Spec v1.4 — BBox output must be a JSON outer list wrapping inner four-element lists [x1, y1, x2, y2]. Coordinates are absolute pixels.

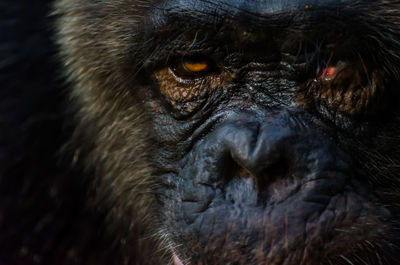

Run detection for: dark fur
[[0, 0, 144, 264], [1, 0, 167, 263], [2, 0, 400, 264]]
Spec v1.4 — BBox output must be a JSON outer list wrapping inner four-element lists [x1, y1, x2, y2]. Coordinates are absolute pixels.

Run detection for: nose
[[217, 113, 296, 190]]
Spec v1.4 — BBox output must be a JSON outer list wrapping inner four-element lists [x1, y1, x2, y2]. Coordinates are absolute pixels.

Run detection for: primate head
[[52, 0, 400, 264]]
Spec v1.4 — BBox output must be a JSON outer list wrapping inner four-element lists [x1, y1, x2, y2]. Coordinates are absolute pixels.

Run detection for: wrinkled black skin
[[2, 0, 400, 264], [143, 1, 400, 264]]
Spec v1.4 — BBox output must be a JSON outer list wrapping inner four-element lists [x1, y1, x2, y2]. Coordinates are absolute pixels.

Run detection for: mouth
[[167, 186, 393, 265], [173, 253, 184, 265]]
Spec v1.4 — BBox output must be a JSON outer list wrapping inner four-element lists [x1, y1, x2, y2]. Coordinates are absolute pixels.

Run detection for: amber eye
[[317, 62, 353, 86], [320, 66, 337, 81], [184, 61, 208, 72], [303, 60, 382, 116], [171, 56, 218, 79]]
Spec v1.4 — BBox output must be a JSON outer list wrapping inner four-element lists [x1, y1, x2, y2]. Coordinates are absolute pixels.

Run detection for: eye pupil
[[184, 62, 208, 72]]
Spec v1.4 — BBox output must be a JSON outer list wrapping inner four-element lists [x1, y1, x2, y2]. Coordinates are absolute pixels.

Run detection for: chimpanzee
[[1, 0, 400, 264]]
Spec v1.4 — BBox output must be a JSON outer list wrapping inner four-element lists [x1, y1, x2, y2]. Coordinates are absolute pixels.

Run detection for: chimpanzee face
[[55, 0, 400, 264], [144, 1, 400, 264]]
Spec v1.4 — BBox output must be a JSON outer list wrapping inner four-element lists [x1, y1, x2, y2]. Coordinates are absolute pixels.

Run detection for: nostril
[[236, 167, 253, 179], [220, 151, 293, 206], [220, 155, 253, 182], [257, 157, 291, 191], [266, 156, 291, 178], [217, 117, 295, 191]]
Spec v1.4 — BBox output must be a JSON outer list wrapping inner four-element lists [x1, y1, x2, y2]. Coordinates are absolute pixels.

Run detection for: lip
[[166, 185, 392, 265], [173, 253, 184, 265]]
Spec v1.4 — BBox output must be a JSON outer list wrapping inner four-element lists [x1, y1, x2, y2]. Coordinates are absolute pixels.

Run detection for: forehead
[[152, 0, 356, 17], [144, 0, 373, 50], [148, 0, 372, 35]]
